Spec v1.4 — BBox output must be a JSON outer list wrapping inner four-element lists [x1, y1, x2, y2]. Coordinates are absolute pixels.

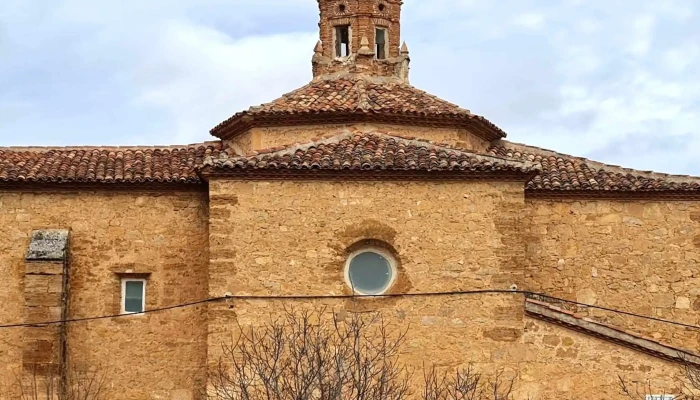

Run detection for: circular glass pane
[[347, 251, 393, 294]]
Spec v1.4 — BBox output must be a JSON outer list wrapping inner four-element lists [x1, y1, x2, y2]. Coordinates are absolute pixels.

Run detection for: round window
[[345, 248, 396, 295]]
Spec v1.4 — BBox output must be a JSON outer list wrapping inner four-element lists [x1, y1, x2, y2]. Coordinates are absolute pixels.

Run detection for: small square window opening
[[121, 278, 146, 314], [335, 25, 351, 58], [375, 27, 387, 60]]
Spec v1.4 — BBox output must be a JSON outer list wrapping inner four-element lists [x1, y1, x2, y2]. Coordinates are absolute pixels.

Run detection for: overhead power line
[[1, 289, 699, 331]]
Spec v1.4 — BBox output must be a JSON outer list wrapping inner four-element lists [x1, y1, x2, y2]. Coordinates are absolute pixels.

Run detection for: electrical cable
[[1, 289, 699, 331]]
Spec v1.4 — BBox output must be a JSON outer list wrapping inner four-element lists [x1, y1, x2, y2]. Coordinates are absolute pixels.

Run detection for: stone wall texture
[[226, 123, 490, 154], [1, 174, 699, 398], [0, 191, 209, 400], [524, 199, 700, 352], [207, 179, 527, 393], [205, 179, 695, 397]]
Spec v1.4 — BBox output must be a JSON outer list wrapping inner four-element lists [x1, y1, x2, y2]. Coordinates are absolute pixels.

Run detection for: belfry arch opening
[[335, 25, 351, 58]]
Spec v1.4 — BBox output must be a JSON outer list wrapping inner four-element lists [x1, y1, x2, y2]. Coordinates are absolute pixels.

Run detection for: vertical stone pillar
[[24, 230, 70, 397]]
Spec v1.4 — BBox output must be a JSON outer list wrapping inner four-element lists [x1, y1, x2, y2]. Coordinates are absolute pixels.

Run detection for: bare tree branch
[[2, 363, 109, 400], [207, 306, 412, 400]]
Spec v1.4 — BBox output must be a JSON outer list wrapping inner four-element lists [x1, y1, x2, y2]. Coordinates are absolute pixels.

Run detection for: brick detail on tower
[[313, 0, 410, 82]]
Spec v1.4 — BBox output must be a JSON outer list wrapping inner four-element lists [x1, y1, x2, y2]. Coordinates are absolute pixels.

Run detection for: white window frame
[[344, 247, 397, 295], [334, 24, 352, 59], [375, 26, 388, 60], [121, 278, 147, 314]]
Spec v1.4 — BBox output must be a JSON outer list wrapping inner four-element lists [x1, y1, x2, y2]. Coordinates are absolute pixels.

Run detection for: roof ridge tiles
[[492, 139, 700, 181], [400, 84, 471, 114], [0, 142, 223, 185], [206, 130, 540, 175], [210, 76, 505, 140], [236, 131, 526, 163], [0, 141, 222, 153], [490, 140, 700, 193]]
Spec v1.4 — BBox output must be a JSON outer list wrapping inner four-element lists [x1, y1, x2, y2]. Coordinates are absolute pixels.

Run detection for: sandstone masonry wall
[[226, 124, 489, 154], [206, 180, 692, 397], [0, 191, 209, 400], [524, 199, 700, 352], [207, 179, 528, 393], [1, 180, 698, 398], [520, 318, 685, 398]]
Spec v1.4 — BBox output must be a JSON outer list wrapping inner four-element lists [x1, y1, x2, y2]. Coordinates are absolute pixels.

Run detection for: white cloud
[[511, 12, 546, 30], [626, 14, 655, 57], [575, 19, 601, 34], [129, 21, 315, 143], [663, 44, 698, 73], [0, 0, 699, 176]]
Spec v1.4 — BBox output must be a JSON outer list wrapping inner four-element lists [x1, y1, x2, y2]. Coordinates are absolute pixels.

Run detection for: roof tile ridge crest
[[356, 77, 371, 111], [495, 139, 700, 182], [248, 82, 316, 112], [400, 84, 471, 114], [373, 132, 539, 171], [241, 130, 356, 158]]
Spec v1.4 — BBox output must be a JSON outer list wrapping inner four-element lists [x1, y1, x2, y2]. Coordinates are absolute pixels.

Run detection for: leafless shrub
[[619, 375, 694, 400], [207, 306, 412, 400], [423, 365, 516, 400], [682, 354, 700, 395], [618, 352, 700, 400], [3, 363, 109, 400]]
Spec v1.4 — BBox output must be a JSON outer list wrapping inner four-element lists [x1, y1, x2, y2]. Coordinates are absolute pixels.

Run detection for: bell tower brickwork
[[313, 0, 410, 81]]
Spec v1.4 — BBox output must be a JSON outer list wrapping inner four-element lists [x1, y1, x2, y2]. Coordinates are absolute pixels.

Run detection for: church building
[[1, 0, 700, 398]]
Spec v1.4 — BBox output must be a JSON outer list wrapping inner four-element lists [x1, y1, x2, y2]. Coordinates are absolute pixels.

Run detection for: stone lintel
[[26, 230, 70, 261], [525, 299, 700, 366]]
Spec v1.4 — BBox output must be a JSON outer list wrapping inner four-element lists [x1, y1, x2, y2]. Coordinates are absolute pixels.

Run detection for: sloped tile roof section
[[489, 140, 700, 199], [525, 298, 700, 367], [0, 143, 222, 187], [202, 132, 538, 181], [210, 76, 507, 141]]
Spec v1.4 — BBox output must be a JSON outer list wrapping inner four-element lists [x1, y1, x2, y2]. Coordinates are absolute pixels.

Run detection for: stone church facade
[[1, 1, 700, 398]]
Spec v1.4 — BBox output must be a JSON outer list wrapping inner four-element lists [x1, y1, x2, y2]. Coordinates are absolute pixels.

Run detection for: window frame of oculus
[[344, 247, 397, 295]]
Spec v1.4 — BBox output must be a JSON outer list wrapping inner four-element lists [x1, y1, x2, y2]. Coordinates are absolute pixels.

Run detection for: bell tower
[[313, 0, 410, 82]]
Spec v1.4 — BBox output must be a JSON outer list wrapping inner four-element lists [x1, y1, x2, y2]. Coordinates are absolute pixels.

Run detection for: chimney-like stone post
[[24, 229, 70, 397]]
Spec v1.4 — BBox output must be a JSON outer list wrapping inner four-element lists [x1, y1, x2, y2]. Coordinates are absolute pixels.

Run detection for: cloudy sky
[[1, 0, 698, 175]]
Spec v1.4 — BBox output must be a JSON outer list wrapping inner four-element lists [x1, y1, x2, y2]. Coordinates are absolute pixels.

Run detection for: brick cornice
[[526, 189, 700, 202], [212, 112, 504, 143], [0, 181, 207, 193]]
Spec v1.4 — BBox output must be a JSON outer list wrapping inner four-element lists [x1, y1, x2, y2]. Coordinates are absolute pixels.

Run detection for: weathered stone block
[[690, 211, 700, 222], [26, 230, 69, 261], [676, 296, 691, 309], [26, 261, 65, 275], [483, 327, 522, 342]]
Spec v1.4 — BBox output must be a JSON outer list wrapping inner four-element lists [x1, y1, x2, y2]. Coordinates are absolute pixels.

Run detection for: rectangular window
[[335, 25, 350, 57], [375, 27, 387, 59], [646, 396, 675, 400], [121, 278, 146, 314]]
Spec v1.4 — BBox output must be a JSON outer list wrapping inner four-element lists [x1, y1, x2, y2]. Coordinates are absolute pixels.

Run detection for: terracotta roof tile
[[488, 141, 700, 193], [210, 76, 506, 140], [206, 132, 536, 175], [0, 143, 222, 185]]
